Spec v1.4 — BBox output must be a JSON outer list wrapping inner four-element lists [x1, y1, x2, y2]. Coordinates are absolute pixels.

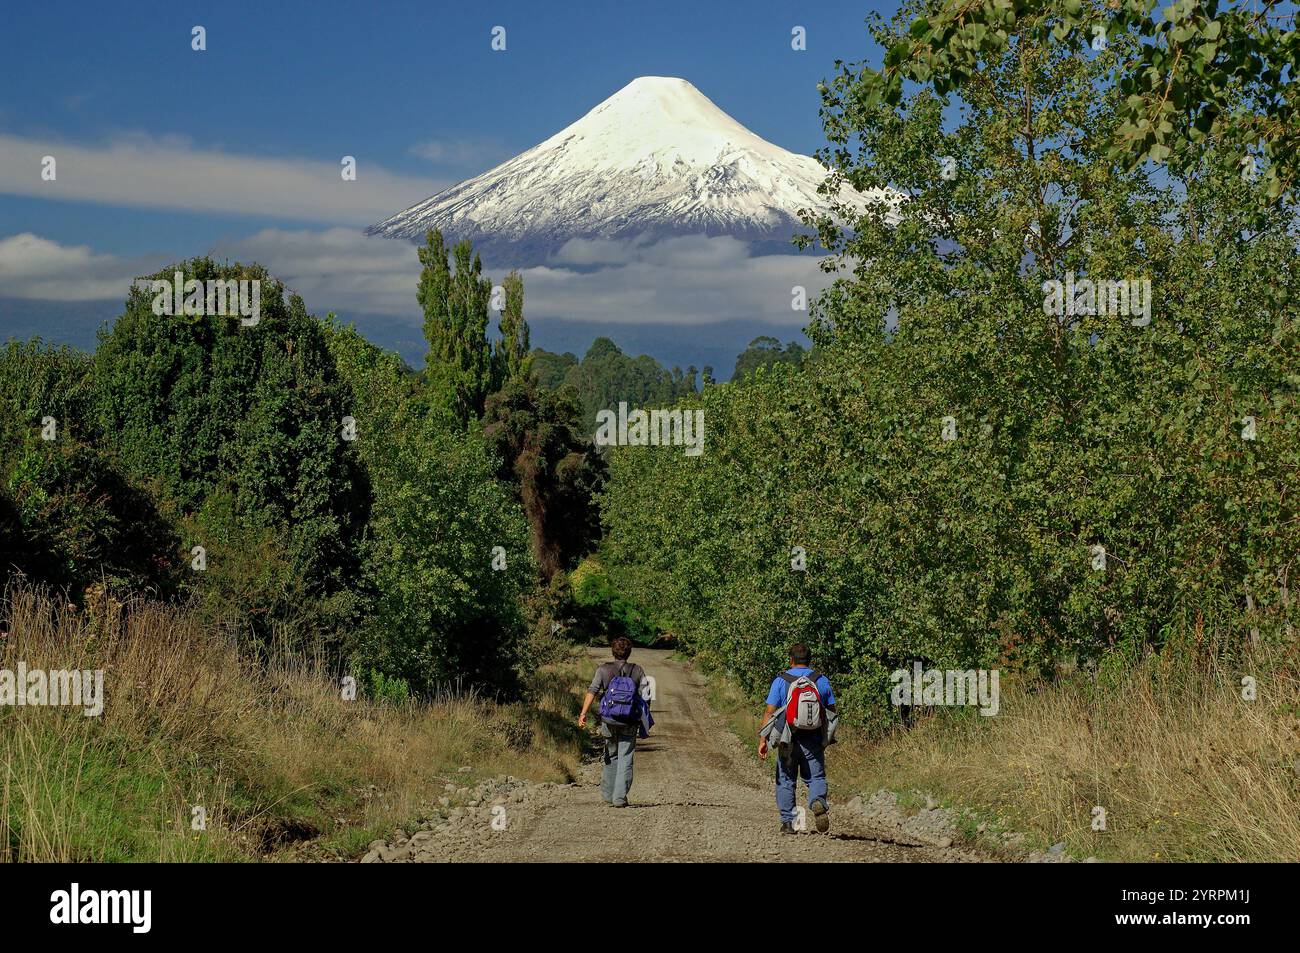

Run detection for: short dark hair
[[611, 636, 633, 660], [789, 643, 811, 665]]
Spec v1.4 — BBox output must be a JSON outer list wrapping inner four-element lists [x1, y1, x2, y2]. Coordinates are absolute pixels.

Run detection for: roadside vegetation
[[707, 645, 1300, 862], [0, 583, 586, 862]]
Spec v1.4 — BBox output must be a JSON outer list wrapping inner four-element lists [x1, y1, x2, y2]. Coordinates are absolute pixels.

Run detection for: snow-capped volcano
[[368, 76, 884, 262]]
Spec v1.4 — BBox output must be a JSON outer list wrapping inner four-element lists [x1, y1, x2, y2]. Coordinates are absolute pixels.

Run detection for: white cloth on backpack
[[759, 708, 796, 765], [759, 701, 839, 766]]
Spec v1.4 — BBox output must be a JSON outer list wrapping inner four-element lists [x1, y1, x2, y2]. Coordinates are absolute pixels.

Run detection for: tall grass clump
[[1, 582, 585, 862]]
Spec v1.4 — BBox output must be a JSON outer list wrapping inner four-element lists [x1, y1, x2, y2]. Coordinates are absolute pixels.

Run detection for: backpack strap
[[780, 670, 821, 684], [780, 670, 824, 713], [602, 661, 626, 691]]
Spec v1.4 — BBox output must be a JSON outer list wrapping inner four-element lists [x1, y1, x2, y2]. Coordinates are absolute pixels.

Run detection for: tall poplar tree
[[417, 229, 493, 426], [493, 269, 532, 389]]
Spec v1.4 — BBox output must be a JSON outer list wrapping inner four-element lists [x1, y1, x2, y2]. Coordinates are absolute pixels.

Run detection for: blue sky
[[0, 0, 895, 371]]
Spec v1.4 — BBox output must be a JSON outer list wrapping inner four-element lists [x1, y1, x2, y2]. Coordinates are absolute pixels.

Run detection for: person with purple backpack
[[578, 636, 653, 807]]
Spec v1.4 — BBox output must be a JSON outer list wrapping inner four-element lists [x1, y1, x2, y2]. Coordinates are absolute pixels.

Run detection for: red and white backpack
[[781, 670, 824, 730]]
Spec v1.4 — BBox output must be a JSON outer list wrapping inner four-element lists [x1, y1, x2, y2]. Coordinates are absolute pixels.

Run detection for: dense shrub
[[568, 556, 658, 644], [0, 340, 177, 595], [325, 320, 533, 696], [91, 259, 369, 648]]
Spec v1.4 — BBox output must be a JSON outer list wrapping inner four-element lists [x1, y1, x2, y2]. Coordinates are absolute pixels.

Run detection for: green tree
[[417, 229, 493, 426], [0, 339, 94, 447], [493, 269, 532, 387], [3, 435, 180, 595], [482, 376, 606, 580], [731, 336, 807, 382], [324, 319, 534, 695], [854, 0, 1300, 203], [558, 337, 698, 429], [92, 258, 368, 649], [0, 340, 179, 597], [530, 348, 579, 390]]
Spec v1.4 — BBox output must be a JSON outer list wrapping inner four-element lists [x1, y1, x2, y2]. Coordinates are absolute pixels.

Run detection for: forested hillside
[[530, 337, 705, 428], [731, 336, 807, 383]]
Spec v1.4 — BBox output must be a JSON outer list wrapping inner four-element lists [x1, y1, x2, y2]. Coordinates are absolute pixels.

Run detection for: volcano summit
[[368, 76, 884, 263]]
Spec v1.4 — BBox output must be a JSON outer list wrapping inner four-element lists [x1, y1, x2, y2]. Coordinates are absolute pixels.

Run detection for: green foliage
[[91, 258, 368, 647], [418, 229, 494, 426], [363, 668, 412, 705], [0, 339, 94, 445], [358, 413, 532, 694], [530, 349, 579, 390], [325, 319, 534, 696], [0, 340, 177, 595], [2, 265, 543, 699], [731, 335, 807, 383], [855, 0, 1300, 204], [569, 555, 658, 644], [600, 9, 1299, 733], [482, 376, 606, 579], [533, 337, 699, 429], [2, 435, 180, 595], [493, 269, 533, 387]]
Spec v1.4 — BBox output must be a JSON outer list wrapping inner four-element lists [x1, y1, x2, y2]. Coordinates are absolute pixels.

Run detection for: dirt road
[[423, 649, 985, 862]]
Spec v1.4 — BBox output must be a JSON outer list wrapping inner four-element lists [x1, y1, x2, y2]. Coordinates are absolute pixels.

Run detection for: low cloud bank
[[1, 229, 838, 333]]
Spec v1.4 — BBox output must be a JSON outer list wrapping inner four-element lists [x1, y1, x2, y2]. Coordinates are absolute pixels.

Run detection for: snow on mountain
[[368, 76, 889, 263]]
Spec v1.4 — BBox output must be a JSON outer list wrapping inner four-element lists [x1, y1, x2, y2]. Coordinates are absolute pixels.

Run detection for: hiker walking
[[758, 643, 838, 834], [578, 636, 653, 807]]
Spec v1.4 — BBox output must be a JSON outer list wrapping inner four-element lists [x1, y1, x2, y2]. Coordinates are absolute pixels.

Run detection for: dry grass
[[702, 642, 1300, 861], [12, 576, 1292, 862], [0, 583, 586, 862], [832, 646, 1300, 862]]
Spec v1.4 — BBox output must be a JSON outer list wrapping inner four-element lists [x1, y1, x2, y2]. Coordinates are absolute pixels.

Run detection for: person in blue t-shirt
[[758, 643, 836, 835]]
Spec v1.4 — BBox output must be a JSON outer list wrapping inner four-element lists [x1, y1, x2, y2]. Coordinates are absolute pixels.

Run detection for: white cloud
[[0, 229, 421, 307], [215, 228, 421, 317], [0, 230, 837, 330], [0, 233, 147, 300], [214, 231, 832, 327], [0, 132, 448, 225], [520, 235, 835, 326]]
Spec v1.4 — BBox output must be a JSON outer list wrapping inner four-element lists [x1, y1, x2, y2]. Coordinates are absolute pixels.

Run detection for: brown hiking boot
[[812, 798, 830, 833]]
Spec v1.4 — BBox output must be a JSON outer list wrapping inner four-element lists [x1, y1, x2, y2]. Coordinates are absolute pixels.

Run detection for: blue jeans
[[775, 731, 827, 824], [600, 723, 637, 804]]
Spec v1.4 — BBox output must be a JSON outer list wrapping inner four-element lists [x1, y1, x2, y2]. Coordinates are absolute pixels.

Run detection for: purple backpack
[[598, 663, 639, 724]]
